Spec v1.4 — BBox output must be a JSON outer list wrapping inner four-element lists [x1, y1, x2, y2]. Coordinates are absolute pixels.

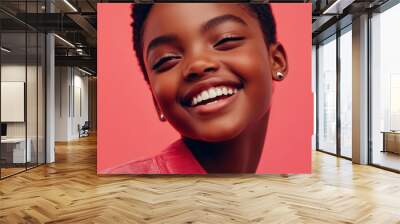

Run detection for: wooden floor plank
[[0, 134, 400, 223]]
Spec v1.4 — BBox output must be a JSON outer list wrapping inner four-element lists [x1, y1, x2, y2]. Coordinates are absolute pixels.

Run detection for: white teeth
[[201, 90, 209, 101], [216, 88, 222, 96], [192, 97, 197, 106], [208, 88, 217, 98], [190, 86, 239, 106], [222, 87, 228, 95]]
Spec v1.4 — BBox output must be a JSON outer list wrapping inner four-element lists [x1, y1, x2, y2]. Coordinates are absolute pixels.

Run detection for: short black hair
[[132, 3, 277, 83]]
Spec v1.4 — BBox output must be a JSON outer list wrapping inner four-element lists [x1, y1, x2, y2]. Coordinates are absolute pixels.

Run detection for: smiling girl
[[108, 3, 288, 174]]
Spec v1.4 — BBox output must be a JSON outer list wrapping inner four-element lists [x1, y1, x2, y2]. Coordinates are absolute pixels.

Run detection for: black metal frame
[[336, 22, 341, 158]]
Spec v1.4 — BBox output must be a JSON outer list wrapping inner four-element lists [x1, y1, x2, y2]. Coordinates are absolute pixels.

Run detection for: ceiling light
[[322, 0, 355, 15], [54, 34, 75, 48], [63, 0, 78, 12], [78, 67, 93, 76], [1, 47, 11, 53]]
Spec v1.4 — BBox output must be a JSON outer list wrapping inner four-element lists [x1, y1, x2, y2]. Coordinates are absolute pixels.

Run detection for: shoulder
[[104, 139, 206, 174]]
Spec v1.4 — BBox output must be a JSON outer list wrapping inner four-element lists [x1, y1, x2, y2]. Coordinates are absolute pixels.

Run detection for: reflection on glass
[[340, 28, 352, 158], [0, 1, 47, 179], [371, 3, 400, 171], [1, 32, 27, 177], [318, 36, 337, 154]]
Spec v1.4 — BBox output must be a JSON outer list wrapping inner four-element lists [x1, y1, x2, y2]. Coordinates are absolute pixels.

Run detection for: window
[[371, 2, 400, 171], [339, 27, 352, 158], [317, 35, 337, 154]]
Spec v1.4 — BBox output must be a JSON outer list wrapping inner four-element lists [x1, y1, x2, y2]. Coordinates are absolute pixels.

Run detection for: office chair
[[79, 121, 90, 138]]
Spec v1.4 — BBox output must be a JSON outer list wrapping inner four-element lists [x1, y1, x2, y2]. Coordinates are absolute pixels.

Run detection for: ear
[[149, 88, 166, 122], [269, 42, 288, 81]]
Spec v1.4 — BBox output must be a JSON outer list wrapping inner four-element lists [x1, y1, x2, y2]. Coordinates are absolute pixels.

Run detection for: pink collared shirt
[[105, 139, 207, 174]]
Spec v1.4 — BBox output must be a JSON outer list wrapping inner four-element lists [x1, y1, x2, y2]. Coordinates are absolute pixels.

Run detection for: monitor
[[1, 123, 7, 137]]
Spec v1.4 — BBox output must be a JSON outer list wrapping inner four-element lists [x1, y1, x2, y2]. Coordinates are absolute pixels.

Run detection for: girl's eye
[[152, 55, 181, 72], [213, 36, 244, 50]]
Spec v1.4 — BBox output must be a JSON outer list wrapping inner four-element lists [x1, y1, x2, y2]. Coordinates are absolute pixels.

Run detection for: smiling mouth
[[188, 86, 239, 107], [180, 78, 244, 114]]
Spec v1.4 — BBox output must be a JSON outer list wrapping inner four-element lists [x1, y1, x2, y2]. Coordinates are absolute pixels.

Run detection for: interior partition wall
[[316, 24, 353, 159], [0, 0, 46, 179]]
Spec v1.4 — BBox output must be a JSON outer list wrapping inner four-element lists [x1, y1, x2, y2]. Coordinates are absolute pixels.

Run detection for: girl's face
[[142, 3, 286, 142]]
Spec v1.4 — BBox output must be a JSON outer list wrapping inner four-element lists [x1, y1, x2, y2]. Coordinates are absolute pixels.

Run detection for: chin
[[195, 122, 245, 142]]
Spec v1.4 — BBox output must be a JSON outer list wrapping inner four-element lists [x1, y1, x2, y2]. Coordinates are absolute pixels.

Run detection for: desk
[[1, 138, 31, 163], [382, 131, 400, 154]]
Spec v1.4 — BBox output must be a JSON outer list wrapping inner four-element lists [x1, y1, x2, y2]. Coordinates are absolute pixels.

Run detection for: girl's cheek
[[223, 43, 269, 74], [152, 77, 180, 108]]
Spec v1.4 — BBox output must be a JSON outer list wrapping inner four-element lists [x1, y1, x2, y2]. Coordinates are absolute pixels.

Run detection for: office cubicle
[[0, 0, 46, 179]]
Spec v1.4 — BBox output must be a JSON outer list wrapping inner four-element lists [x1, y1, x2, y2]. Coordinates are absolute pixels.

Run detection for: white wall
[[1, 63, 46, 164], [55, 66, 70, 141], [55, 67, 89, 141], [72, 73, 89, 138], [1, 64, 40, 137]]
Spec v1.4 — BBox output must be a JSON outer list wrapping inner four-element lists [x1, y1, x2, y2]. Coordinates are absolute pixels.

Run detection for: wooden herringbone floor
[[1, 134, 400, 224]]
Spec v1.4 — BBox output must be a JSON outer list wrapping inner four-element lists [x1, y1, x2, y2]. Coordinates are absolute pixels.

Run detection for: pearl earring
[[160, 114, 166, 121], [276, 71, 284, 80]]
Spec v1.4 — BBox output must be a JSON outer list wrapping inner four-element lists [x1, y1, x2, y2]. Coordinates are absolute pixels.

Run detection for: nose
[[183, 55, 220, 81]]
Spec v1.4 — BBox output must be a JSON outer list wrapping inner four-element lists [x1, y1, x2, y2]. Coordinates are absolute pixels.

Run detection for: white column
[[46, 33, 55, 163], [46, 0, 55, 163]]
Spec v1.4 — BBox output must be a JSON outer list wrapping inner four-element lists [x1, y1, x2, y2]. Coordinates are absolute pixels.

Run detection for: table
[[381, 131, 400, 154], [1, 138, 31, 163]]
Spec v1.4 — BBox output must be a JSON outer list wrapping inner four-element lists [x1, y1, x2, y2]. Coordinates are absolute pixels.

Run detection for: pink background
[[97, 3, 313, 174]]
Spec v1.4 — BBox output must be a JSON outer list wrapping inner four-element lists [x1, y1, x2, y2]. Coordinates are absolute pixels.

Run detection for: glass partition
[[0, 0, 46, 179], [317, 35, 337, 154], [1, 30, 28, 177]]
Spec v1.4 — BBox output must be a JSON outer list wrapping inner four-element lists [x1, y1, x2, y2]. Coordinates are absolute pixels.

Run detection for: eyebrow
[[201, 14, 248, 33], [145, 14, 248, 58], [146, 35, 179, 60]]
